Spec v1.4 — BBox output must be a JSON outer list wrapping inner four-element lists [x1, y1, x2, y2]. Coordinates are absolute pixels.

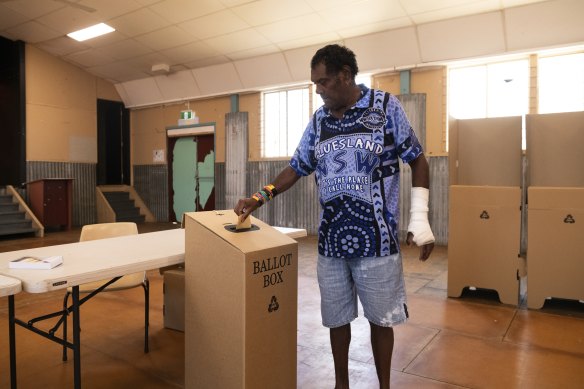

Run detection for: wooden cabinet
[[27, 178, 73, 230]]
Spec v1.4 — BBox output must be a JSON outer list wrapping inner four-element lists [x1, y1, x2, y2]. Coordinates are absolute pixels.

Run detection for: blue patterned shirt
[[290, 85, 423, 258]]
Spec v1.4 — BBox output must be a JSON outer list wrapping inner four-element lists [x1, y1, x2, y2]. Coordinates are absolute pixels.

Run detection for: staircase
[[102, 191, 145, 223], [0, 187, 37, 237]]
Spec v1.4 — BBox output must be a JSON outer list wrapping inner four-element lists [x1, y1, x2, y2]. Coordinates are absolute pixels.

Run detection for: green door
[[169, 134, 215, 222]]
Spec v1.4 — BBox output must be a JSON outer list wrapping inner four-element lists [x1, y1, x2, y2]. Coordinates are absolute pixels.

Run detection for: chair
[[61, 222, 149, 360]]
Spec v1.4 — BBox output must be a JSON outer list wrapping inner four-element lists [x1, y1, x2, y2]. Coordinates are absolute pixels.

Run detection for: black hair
[[311, 44, 359, 79]]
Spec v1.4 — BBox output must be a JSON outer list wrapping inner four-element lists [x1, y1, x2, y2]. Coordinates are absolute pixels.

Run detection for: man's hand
[[406, 232, 434, 261], [407, 187, 435, 261], [234, 197, 260, 222]]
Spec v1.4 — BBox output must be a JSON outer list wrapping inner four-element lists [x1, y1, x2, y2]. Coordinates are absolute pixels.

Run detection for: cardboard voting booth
[[184, 211, 298, 389], [447, 117, 523, 305], [527, 188, 584, 309], [448, 186, 522, 305], [526, 111, 584, 308]]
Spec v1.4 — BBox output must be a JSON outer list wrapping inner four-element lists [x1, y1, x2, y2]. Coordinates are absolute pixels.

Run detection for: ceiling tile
[[120, 52, 172, 73], [256, 14, 334, 44], [118, 77, 164, 105], [154, 70, 201, 101], [319, 0, 407, 28], [160, 41, 221, 64], [0, 6, 30, 30], [191, 62, 244, 95], [148, 0, 225, 24], [183, 55, 231, 69], [65, 49, 116, 67], [284, 44, 326, 81], [410, 0, 501, 24], [235, 52, 292, 88], [347, 27, 421, 71], [89, 61, 150, 82], [418, 11, 506, 62], [94, 39, 153, 60], [1, 0, 63, 19], [6, 21, 62, 43], [134, 26, 196, 51], [82, 0, 143, 20], [35, 36, 91, 57], [501, 0, 548, 6], [231, 0, 313, 27], [179, 9, 249, 40], [134, 0, 162, 5], [203, 28, 271, 54], [337, 17, 412, 39], [35, 5, 101, 35], [276, 32, 341, 51], [400, 0, 483, 15], [304, 0, 363, 12], [109, 8, 171, 37], [226, 44, 281, 61], [219, 0, 259, 6], [505, 0, 584, 51]]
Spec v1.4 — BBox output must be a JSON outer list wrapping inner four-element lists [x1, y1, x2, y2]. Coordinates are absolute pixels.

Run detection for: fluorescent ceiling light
[[67, 23, 115, 42]]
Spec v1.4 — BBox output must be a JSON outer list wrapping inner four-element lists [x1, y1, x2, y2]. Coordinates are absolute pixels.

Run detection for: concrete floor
[[0, 223, 583, 388]]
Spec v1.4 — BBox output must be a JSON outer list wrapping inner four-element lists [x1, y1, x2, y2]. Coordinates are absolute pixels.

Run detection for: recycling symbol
[[268, 296, 279, 312]]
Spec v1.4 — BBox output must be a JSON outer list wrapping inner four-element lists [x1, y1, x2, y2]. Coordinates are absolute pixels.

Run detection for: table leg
[[8, 295, 17, 389], [72, 286, 81, 389]]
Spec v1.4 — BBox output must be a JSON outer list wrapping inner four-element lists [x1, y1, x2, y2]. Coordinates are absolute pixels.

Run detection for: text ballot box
[[184, 211, 298, 389]]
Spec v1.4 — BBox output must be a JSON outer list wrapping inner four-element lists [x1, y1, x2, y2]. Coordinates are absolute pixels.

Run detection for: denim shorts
[[317, 253, 408, 328]]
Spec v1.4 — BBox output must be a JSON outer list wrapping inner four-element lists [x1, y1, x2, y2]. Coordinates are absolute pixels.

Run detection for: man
[[235, 44, 435, 389]]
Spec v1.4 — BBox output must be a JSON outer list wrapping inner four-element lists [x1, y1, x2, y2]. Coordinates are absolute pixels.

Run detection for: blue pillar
[[230, 94, 239, 113], [400, 70, 411, 95]]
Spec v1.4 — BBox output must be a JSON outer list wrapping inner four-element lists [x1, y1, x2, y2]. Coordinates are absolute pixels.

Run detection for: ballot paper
[[236, 214, 252, 230], [9, 255, 63, 270]]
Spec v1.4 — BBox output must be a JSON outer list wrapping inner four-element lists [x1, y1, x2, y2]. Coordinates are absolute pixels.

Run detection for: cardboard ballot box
[[527, 187, 584, 309], [184, 211, 298, 389], [163, 268, 185, 332], [448, 186, 522, 305]]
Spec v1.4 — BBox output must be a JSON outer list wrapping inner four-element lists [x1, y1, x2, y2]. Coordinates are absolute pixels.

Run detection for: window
[[448, 59, 529, 119], [538, 53, 584, 114], [262, 87, 310, 158]]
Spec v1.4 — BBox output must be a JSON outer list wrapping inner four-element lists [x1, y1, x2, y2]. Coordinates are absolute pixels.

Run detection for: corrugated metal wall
[[246, 161, 321, 234], [225, 112, 248, 208], [133, 164, 169, 222], [429, 157, 449, 245], [26, 161, 96, 226], [397, 94, 426, 150], [23, 158, 448, 242], [214, 162, 226, 211]]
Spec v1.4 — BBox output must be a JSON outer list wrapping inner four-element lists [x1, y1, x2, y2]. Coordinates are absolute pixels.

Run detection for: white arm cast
[[407, 187, 435, 246]]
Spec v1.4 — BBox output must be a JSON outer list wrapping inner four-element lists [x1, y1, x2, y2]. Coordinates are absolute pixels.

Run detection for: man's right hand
[[234, 197, 260, 222]]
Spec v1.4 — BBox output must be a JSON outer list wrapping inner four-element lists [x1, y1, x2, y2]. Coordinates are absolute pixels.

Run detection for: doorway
[[0, 37, 25, 186], [167, 133, 215, 222], [97, 99, 130, 185]]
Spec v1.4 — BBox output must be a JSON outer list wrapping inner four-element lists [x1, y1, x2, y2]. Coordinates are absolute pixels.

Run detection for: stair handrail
[[96, 187, 117, 223], [6, 185, 44, 237]]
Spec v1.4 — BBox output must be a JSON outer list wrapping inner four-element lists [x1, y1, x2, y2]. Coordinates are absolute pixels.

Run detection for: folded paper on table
[[9, 255, 63, 270]]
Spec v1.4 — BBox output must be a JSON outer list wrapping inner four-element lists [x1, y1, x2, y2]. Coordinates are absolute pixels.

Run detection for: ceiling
[[0, 0, 552, 85]]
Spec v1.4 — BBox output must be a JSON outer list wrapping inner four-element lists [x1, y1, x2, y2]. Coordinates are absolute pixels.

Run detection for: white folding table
[[0, 229, 185, 389], [0, 275, 21, 297], [0, 226, 306, 388]]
